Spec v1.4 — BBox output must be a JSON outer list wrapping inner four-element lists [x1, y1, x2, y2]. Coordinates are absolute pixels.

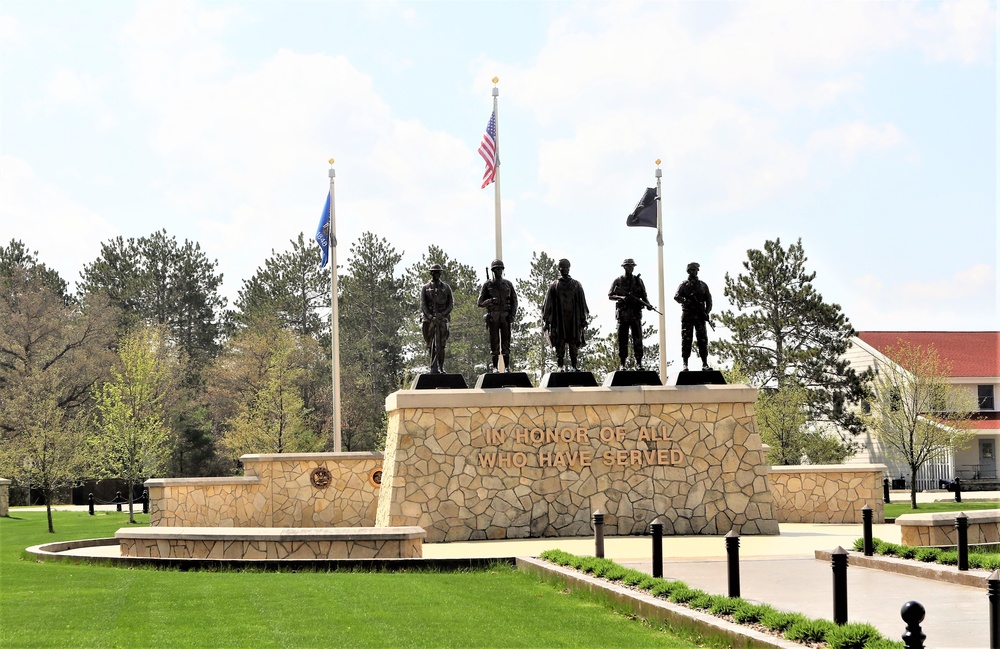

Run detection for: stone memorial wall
[[147, 453, 382, 527], [0, 478, 9, 517], [767, 464, 887, 524], [376, 385, 779, 542]]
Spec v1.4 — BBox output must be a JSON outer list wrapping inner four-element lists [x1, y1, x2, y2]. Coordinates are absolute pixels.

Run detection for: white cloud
[[807, 122, 906, 161], [0, 156, 118, 286], [45, 69, 114, 129], [0, 13, 21, 43]]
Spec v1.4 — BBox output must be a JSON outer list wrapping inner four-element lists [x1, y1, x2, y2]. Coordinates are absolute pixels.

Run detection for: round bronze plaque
[[369, 466, 383, 488], [310, 466, 332, 489]]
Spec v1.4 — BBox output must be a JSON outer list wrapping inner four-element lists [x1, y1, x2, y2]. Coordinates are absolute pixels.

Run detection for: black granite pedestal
[[674, 370, 727, 386], [411, 373, 468, 389], [540, 371, 599, 388], [603, 370, 662, 387], [474, 372, 534, 389]]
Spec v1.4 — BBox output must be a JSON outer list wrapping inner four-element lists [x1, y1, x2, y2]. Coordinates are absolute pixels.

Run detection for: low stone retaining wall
[[116, 526, 424, 560], [146, 452, 382, 528], [768, 464, 886, 524], [0, 478, 9, 517], [897, 509, 1000, 546]]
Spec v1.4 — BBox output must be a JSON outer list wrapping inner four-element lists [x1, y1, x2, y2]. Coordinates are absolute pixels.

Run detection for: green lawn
[[885, 500, 999, 519], [0, 511, 704, 649]]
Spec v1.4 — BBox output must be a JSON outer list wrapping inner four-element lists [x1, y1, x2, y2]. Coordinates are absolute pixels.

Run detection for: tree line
[[1, 231, 971, 528]]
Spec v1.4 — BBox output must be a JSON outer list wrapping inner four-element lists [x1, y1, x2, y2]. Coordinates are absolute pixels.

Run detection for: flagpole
[[492, 77, 502, 261], [655, 160, 667, 382], [328, 159, 342, 453]]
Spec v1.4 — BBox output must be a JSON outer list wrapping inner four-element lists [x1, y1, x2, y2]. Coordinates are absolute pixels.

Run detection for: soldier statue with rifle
[[673, 261, 713, 371], [420, 263, 453, 374], [608, 258, 653, 370], [477, 259, 518, 373]]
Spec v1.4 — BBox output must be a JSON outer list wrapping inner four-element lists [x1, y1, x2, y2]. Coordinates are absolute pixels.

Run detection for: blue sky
[[1, 1, 996, 377]]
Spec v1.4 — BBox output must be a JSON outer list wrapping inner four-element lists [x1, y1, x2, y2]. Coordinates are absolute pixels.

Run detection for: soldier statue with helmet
[[477, 259, 518, 372], [608, 258, 653, 370], [420, 263, 454, 374]]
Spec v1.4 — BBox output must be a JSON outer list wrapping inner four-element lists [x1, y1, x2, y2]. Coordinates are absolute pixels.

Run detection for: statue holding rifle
[[674, 261, 713, 371], [478, 259, 518, 373], [608, 258, 653, 370], [421, 263, 453, 374]]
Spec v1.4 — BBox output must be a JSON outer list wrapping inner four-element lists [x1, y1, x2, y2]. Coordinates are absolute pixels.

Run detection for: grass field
[[0, 510, 707, 649], [885, 500, 999, 519]]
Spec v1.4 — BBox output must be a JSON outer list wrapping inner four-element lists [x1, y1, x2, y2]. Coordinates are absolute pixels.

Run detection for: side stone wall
[[147, 453, 382, 527], [768, 464, 887, 524], [377, 385, 779, 542], [0, 478, 9, 517], [898, 510, 1000, 546]]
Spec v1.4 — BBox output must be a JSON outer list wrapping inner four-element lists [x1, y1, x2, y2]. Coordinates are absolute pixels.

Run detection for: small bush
[[897, 546, 918, 559], [914, 548, 940, 563], [874, 540, 900, 556], [862, 638, 905, 649], [635, 576, 659, 591], [603, 565, 628, 581], [620, 569, 647, 586], [853, 538, 866, 552], [649, 580, 685, 598], [688, 593, 714, 610], [667, 587, 700, 604], [825, 622, 882, 649], [785, 618, 836, 644], [760, 610, 806, 632], [732, 602, 771, 624], [708, 596, 740, 616], [937, 550, 958, 566]]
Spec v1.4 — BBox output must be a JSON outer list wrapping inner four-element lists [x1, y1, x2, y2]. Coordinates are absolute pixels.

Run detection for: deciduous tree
[[863, 340, 977, 509]]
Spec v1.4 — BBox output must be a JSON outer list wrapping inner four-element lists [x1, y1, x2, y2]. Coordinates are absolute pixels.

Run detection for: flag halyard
[[478, 110, 497, 189]]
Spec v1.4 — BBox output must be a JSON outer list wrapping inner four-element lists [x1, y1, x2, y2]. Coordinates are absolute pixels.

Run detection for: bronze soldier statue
[[478, 259, 518, 373], [608, 258, 652, 370], [674, 261, 712, 371], [420, 263, 453, 374], [542, 258, 589, 371]]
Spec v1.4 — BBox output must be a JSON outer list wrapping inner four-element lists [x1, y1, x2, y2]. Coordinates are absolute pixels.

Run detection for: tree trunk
[[909, 465, 918, 509], [127, 479, 136, 524], [45, 489, 54, 533]]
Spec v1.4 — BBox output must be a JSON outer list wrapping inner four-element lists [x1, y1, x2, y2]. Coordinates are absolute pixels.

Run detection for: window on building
[[978, 385, 995, 410]]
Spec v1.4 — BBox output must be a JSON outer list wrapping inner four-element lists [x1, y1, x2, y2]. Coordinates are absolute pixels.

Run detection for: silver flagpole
[[328, 159, 342, 453], [492, 76, 502, 261], [655, 160, 667, 382]]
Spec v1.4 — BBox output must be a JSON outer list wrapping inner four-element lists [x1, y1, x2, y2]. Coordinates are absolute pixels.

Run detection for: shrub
[[785, 618, 836, 644], [760, 610, 806, 632], [635, 576, 659, 591], [825, 622, 882, 649], [853, 538, 866, 552], [897, 546, 918, 559], [667, 587, 700, 604], [862, 638, 905, 649], [874, 540, 900, 556], [620, 569, 647, 586], [708, 596, 740, 616], [914, 548, 940, 563], [732, 602, 771, 624], [937, 550, 958, 566], [688, 593, 714, 610], [603, 565, 628, 581]]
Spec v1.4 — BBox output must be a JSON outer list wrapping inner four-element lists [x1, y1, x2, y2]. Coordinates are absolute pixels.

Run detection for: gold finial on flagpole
[[655, 158, 661, 166], [329, 158, 335, 166], [492, 76, 499, 84]]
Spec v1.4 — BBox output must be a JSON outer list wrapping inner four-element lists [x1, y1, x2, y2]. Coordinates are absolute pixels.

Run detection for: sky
[[1, 0, 996, 381]]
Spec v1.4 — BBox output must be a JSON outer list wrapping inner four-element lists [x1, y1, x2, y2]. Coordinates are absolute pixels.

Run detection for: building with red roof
[[845, 332, 999, 489]]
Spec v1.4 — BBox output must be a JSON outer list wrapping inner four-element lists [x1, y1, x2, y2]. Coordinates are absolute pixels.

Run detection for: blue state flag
[[316, 192, 331, 268]]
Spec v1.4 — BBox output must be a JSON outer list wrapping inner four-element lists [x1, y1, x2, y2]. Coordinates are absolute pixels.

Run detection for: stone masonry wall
[[0, 479, 9, 517], [147, 453, 382, 527], [376, 386, 779, 542], [898, 510, 1000, 546], [767, 465, 887, 524]]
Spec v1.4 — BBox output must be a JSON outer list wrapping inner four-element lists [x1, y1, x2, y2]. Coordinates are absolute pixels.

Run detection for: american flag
[[478, 110, 497, 188]]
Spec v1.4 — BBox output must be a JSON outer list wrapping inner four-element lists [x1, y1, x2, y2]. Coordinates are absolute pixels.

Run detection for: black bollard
[[592, 510, 605, 558], [142, 489, 149, 515], [954, 477, 962, 503], [115, 491, 122, 512], [901, 600, 925, 649], [88, 493, 94, 516], [989, 569, 1000, 649], [956, 513, 969, 571], [832, 546, 849, 625], [883, 477, 891, 504], [650, 516, 664, 579], [862, 505, 874, 556], [725, 530, 741, 598]]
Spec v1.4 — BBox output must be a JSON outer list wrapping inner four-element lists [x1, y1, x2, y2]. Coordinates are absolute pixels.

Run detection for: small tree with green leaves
[[91, 325, 176, 522], [863, 340, 978, 509]]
